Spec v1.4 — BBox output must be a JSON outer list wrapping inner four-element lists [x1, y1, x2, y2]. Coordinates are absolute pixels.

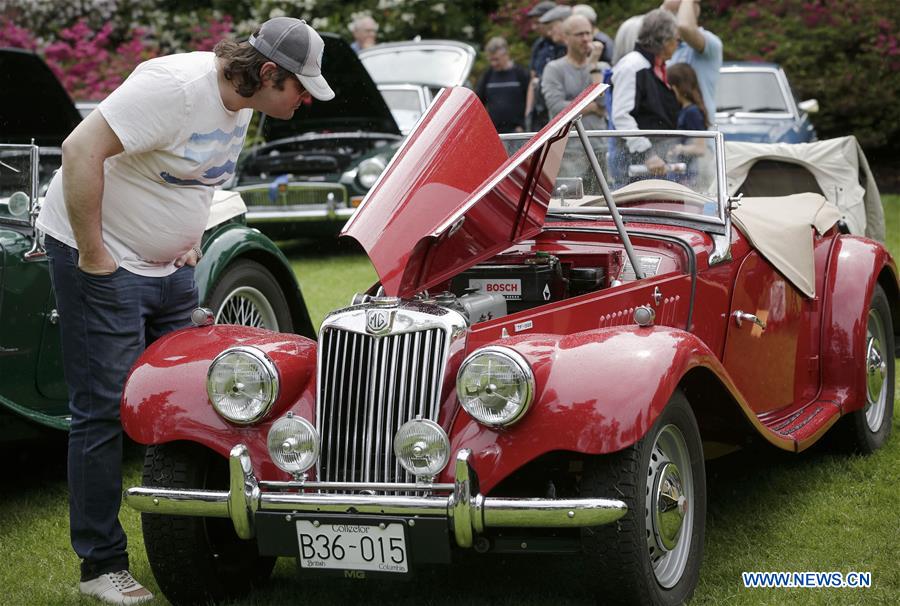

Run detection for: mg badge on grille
[[366, 309, 394, 335]]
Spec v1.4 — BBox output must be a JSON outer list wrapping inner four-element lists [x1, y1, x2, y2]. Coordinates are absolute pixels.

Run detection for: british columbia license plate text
[[295, 521, 408, 573]]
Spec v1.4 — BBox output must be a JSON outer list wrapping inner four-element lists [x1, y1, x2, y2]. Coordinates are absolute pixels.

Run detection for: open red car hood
[[342, 83, 607, 298]]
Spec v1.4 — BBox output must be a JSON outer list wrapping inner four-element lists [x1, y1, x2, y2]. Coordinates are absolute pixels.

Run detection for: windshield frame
[[501, 128, 732, 265], [0, 143, 40, 227]]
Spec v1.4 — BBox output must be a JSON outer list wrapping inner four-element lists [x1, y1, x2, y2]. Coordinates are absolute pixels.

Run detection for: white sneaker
[[79, 570, 154, 605]]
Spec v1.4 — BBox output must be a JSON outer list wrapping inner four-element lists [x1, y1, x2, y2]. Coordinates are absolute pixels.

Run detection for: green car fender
[[197, 220, 315, 338]]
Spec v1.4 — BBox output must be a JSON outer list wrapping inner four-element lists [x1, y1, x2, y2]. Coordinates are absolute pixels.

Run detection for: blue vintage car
[[715, 62, 818, 143]]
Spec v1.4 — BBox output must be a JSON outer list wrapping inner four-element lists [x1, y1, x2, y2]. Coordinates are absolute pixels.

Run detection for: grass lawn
[[0, 197, 897, 605]]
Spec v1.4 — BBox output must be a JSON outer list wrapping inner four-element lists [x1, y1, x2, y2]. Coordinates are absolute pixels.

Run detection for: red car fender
[[121, 325, 317, 480], [819, 236, 899, 414], [446, 326, 789, 494]]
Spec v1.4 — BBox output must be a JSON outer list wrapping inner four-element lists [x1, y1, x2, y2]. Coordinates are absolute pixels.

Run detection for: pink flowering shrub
[[40, 20, 159, 101], [0, 19, 39, 51], [188, 15, 235, 52]]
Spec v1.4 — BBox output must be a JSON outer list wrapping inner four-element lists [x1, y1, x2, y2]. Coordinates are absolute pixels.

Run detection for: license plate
[[296, 521, 409, 574]]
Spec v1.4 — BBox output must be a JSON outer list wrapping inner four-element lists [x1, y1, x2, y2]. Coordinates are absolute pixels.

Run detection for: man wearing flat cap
[[526, 0, 556, 18], [527, 3, 570, 130], [36, 17, 334, 605]]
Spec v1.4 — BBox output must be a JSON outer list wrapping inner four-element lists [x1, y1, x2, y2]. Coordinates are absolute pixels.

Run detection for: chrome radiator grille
[[317, 326, 448, 484], [235, 183, 346, 208]]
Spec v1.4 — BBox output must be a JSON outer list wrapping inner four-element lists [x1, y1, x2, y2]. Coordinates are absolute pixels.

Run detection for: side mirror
[[798, 99, 819, 114]]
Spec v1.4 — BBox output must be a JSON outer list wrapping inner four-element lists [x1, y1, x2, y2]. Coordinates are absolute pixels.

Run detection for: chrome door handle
[[733, 311, 766, 330]]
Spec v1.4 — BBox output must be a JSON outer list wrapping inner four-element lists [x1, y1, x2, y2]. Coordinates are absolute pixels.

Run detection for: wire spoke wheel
[[215, 285, 278, 329], [205, 259, 293, 333]]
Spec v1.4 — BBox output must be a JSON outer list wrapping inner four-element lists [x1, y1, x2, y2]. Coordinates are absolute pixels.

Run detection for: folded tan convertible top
[[725, 136, 884, 243]]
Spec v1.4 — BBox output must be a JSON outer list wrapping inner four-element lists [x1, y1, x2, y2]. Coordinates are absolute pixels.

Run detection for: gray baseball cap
[[249, 17, 335, 101]]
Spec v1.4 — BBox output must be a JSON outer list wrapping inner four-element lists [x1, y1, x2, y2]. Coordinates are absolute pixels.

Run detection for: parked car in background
[[229, 34, 401, 241], [120, 85, 896, 605], [75, 100, 99, 118], [0, 47, 313, 442], [360, 39, 476, 134], [715, 62, 818, 143]]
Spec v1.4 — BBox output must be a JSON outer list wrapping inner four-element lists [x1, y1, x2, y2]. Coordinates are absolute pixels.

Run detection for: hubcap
[[653, 462, 686, 551], [215, 286, 279, 330], [645, 424, 694, 589], [864, 309, 888, 432]]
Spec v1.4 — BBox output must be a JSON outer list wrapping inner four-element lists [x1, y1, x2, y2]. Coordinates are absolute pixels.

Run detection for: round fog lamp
[[268, 415, 319, 474], [393, 419, 450, 478]]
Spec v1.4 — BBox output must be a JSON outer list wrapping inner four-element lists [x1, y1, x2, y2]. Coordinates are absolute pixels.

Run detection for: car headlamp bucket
[[393, 419, 450, 478], [268, 415, 319, 474], [207, 346, 279, 424], [357, 156, 386, 189], [8, 191, 30, 217], [456, 346, 534, 427]]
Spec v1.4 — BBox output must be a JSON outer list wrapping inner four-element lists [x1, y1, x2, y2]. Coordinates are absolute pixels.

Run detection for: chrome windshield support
[[709, 130, 732, 265], [24, 143, 46, 261], [573, 119, 644, 279]]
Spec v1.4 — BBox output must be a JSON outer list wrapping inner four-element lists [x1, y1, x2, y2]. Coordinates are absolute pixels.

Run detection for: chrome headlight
[[356, 156, 386, 189], [268, 414, 318, 474], [393, 419, 450, 478], [207, 346, 279, 424], [456, 346, 534, 427]]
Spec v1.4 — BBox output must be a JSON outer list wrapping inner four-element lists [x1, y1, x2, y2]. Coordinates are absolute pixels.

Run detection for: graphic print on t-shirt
[[160, 123, 248, 186]]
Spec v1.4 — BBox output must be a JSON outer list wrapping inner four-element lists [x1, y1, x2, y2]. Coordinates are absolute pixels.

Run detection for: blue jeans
[[45, 235, 198, 581]]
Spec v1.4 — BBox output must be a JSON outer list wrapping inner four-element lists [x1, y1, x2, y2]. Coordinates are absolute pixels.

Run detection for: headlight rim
[[267, 414, 319, 475], [393, 417, 451, 478], [356, 156, 387, 189], [206, 345, 280, 425], [456, 345, 535, 428]]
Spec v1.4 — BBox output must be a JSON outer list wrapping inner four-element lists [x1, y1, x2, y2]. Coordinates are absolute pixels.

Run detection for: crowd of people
[[353, 3, 721, 147], [473, 0, 722, 148]]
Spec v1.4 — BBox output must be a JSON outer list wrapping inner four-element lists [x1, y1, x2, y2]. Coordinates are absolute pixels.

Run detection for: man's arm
[[677, 0, 705, 52], [540, 62, 569, 119], [524, 70, 536, 118], [61, 110, 124, 274]]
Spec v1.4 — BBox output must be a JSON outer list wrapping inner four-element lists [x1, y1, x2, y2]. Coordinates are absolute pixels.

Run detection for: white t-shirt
[[37, 52, 252, 276]]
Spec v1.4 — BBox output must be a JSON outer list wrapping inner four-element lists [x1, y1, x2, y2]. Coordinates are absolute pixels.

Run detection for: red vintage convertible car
[[121, 84, 897, 606]]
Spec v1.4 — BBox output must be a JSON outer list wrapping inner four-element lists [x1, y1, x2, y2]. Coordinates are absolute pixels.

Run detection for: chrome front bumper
[[124, 445, 628, 548], [245, 206, 356, 223]]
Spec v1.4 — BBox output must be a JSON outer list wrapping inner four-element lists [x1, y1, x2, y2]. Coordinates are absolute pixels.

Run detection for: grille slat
[[318, 325, 447, 485], [237, 184, 346, 208]]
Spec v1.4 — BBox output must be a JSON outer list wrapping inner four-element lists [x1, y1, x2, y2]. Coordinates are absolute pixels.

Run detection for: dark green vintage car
[[229, 33, 402, 241], [0, 47, 314, 442]]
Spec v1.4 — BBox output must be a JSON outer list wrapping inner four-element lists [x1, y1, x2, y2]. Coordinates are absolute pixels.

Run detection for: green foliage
[[594, 0, 900, 151]]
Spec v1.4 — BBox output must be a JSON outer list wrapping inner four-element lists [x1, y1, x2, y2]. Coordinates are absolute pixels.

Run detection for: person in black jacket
[[611, 8, 680, 175], [475, 37, 530, 133]]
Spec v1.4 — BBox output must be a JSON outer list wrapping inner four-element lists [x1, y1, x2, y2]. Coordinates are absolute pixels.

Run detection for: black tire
[[579, 390, 706, 606], [205, 259, 293, 332], [141, 442, 276, 605], [833, 284, 895, 454]]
